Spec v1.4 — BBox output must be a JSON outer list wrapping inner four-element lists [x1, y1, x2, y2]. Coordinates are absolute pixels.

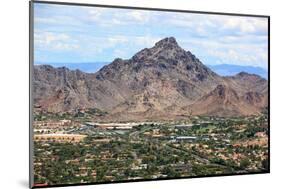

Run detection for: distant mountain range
[[207, 64, 268, 79], [35, 63, 268, 79], [33, 37, 268, 121]]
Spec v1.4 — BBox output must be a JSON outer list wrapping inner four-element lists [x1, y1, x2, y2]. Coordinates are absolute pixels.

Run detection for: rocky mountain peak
[[33, 36, 268, 118], [154, 37, 179, 48], [131, 37, 198, 66], [131, 37, 182, 62]]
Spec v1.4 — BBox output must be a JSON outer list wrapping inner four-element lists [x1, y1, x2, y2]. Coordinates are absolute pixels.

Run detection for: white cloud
[[218, 16, 267, 34], [34, 4, 268, 68], [35, 17, 58, 25], [205, 45, 267, 68], [108, 36, 129, 44], [86, 8, 156, 27], [178, 36, 268, 69], [112, 49, 128, 58], [35, 31, 79, 51], [134, 35, 162, 48], [165, 13, 267, 37], [88, 8, 108, 22], [126, 10, 152, 23]]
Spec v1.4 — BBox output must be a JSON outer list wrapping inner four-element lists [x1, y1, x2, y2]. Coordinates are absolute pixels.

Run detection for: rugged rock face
[[186, 84, 267, 117], [33, 65, 129, 112], [33, 37, 268, 120]]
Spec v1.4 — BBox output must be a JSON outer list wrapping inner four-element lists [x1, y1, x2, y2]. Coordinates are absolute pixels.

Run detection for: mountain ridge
[[33, 37, 268, 120], [34, 62, 268, 79]]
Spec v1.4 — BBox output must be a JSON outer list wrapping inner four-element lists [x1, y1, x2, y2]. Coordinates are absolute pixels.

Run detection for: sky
[[34, 3, 268, 70]]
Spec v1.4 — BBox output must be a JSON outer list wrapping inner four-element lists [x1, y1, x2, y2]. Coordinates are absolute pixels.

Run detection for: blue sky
[[34, 3, 268, 70]]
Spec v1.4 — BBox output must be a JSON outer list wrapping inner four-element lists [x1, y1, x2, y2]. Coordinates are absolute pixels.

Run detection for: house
[[174, 136, 197, 142], [34, 134, 87, 143]]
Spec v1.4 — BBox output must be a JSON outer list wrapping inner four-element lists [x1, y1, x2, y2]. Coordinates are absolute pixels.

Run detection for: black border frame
[[29, 1, 270, 188]]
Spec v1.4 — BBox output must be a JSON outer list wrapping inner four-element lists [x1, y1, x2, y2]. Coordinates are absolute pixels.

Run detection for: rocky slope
[[33, 37, 268, 120], [186, 84, 267, 117]]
